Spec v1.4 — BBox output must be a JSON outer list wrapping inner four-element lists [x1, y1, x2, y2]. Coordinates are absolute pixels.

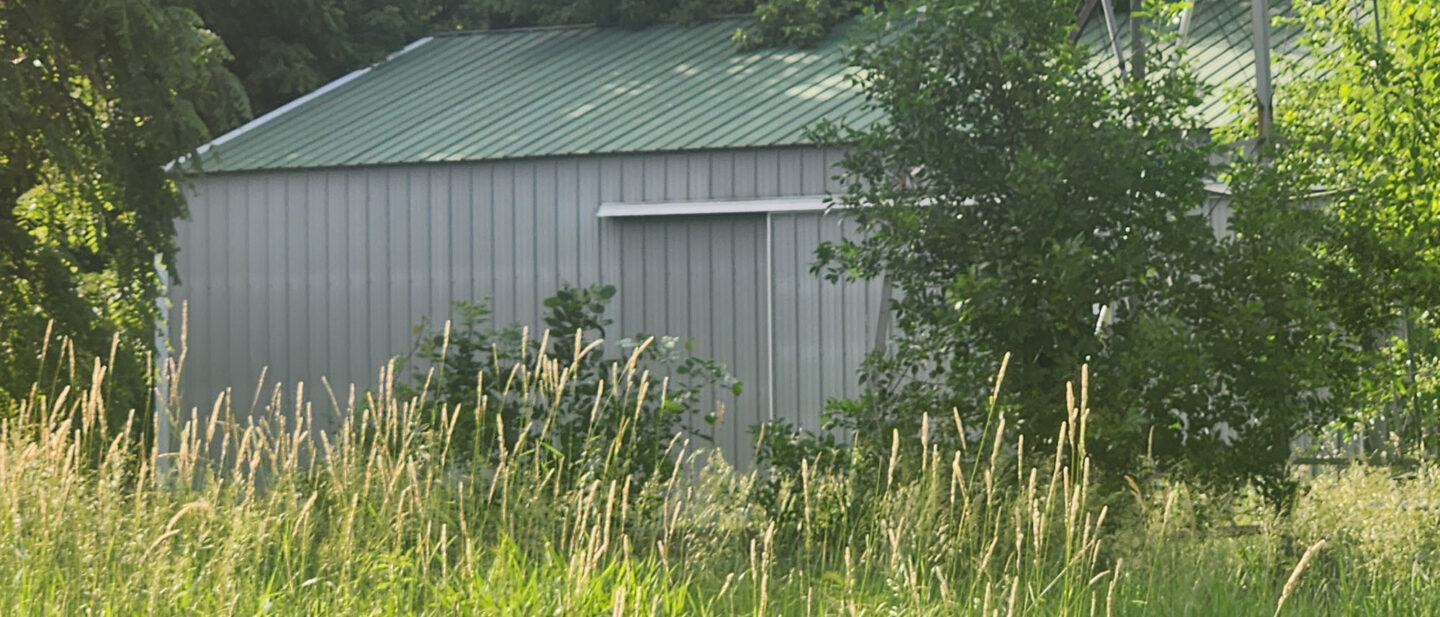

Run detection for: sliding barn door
[[602, 214, 771, 468], [767, 211, 885, 437]]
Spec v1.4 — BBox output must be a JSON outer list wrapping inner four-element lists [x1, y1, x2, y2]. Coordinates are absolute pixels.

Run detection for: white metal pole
[[1179, 2, 1196, 48], [153, 253, 172, 483], [1129, 0, 1146, 80]]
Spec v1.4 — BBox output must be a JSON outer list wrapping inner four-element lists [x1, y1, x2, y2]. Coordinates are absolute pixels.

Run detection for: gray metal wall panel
[[733, 151, 758, 199], [756, 150, 779, 197], [364, 171, 391, 381], [173, 146, 866, 466], [513, 163, 538, 327], [601, 214, 770, 466], [664, 156, 687, 201], [428, 167, 452, 341], [276, 175, 299, 383], [408, 169, 432, 338], [576, 161, 602, 286], [343, 170, 371, 390], [232, 175, 257, 404], [823, 149, 847, 194], [1205, 195, 1233, 239], [310, 171, 333, 395], [768, 211, 885, 435], [802, 149, 828, 195], [710, 153, 735, 201], [550, 161, 577, 288], [467, 166, 495, 314], [490, 162, 516, 321], [172, 182, 207, 410], [385, 169, 411, 365]]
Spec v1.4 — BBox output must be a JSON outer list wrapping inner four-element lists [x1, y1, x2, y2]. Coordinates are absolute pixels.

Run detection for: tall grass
[[1, 328, 1438, 615]]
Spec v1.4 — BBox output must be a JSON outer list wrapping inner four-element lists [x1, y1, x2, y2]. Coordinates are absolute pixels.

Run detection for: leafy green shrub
[[1343, 313, 1440, 456], [750, 417, 877, 546], [401, 284, 739, 481], [795, 0, 1352, 503]]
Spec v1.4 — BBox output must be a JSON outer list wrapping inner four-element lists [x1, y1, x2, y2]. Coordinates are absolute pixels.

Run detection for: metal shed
[[172, 18, 890, 465], [170, 4, 1305, 465]]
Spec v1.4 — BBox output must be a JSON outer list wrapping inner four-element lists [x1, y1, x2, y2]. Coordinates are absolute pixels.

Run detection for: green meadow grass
[[2, 333, 1438, 616]]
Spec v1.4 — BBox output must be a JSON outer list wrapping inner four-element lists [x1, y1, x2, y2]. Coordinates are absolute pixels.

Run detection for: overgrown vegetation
[[1239, 0, 1440, 452], [401, 284, 739, 480], [6, 0, 1440, 611], [799, 0, 1351, 503], [2, 338, 1438, 615]]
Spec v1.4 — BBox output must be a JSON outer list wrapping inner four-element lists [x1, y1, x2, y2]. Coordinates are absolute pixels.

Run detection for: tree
[[1256, 0, 1440, 450], [0, 1, 246, 431], [192, 0, 438, 115], [806, 0, 1348, 499]]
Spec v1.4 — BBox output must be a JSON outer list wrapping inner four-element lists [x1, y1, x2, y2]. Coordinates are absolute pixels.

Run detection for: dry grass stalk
[[1275, 539, 1327, 617]]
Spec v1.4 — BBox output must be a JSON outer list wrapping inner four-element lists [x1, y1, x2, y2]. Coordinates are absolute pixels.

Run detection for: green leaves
[[1, 0, 246, 425], [406, 285, 738, 480], [810, 0, 1339, 497], [1259, 0, 1440, 450]]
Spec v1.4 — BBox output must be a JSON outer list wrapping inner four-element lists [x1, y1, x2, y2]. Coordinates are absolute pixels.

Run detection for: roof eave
[[168, 36, 436, 174]]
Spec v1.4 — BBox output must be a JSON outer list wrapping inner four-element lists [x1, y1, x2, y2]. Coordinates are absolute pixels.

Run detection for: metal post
[[1179, 3, 1195, 48], [1100, 0, 1129, 80], [1071, 0, 1102, 42], [871, 278, 893, 356], [1251, 0, 1274, 143], [765, 213, 775, 421], [867, 173, 904, 413], [1129, 0, 1146, 80], [153, 253, 172, 483]]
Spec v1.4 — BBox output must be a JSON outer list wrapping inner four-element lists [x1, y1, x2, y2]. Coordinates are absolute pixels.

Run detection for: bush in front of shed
[[402, 284, 740, 483]]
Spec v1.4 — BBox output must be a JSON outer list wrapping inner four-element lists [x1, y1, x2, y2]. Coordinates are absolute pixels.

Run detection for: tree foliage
[[191, 0, 443, 115], [802, 0, 1349, 498], [1254, 0, 1440, 448], [0, 1, 245, 423]]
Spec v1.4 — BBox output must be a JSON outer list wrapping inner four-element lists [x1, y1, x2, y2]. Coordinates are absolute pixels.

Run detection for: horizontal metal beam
[[600, 185, 1232, 218], [596, 196, 829, 218]]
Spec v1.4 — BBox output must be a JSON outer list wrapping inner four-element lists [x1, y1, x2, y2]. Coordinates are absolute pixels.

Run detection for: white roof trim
[[169, 36, 435, 171], [597, 196, 830, 218]]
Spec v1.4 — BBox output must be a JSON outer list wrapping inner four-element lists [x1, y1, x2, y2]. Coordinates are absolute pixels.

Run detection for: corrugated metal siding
[[1204, 194, 1234, 240], [768, 211, 883, 434], [173, 147, 879, 464]]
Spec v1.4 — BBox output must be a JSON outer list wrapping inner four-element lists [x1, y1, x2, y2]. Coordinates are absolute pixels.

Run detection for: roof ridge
[[427, 15, 751, 38]]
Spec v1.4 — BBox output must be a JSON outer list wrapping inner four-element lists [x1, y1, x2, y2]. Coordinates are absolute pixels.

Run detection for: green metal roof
[[194, 18, 880, 172], [194, 4, 1308, 173]]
